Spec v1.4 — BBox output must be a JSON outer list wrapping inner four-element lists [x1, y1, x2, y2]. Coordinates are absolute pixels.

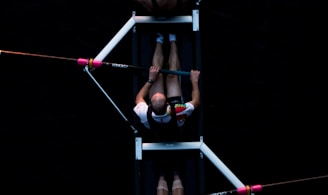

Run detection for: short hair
[[151, 93, 167, 115]]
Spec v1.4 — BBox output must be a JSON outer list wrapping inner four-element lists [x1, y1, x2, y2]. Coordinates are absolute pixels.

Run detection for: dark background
[[0, 0, 326, 195]]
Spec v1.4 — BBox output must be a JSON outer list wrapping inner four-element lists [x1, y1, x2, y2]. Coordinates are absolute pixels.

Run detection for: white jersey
[[133, 102, 195, 129]]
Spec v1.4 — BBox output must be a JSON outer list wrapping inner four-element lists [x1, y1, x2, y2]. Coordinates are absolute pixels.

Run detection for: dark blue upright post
[[192, 0, 205, 194], [131, 10, 141, 195]]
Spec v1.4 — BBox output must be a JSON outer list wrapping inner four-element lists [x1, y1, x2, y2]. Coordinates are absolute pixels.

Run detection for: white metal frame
[[85, 11, 246, 190]]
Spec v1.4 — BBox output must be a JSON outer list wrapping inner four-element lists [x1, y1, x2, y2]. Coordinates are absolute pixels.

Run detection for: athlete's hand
[[149, 65, 160, 81], [190, 69, 200, 82]]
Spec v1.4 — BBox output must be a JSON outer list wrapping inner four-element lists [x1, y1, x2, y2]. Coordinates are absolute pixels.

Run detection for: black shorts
[[167, 96, 184, 104]]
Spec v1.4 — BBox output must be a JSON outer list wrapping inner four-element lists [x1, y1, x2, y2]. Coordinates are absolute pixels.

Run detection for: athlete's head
[[150, 93, 167, 115]]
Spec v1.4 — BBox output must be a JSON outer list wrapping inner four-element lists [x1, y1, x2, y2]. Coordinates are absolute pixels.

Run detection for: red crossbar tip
[[251, 185, 262, 192], [77, 58, 102, 68], [237, 185, 262, 194]]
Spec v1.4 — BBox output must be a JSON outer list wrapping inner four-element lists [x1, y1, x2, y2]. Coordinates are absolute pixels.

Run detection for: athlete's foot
[[172, 176, 184, 195], [157, 177, 169, 195]]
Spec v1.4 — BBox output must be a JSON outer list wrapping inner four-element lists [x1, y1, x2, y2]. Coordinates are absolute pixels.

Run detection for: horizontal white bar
[[142, 141, 201, 150], [134, 16, 192, 24]]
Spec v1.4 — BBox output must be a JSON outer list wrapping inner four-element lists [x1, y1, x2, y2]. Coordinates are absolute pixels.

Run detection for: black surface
[[0, 0, 326, 195]]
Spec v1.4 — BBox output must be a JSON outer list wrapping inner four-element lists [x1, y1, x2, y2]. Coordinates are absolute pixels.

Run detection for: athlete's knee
[[166, 74, 178, 80]]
